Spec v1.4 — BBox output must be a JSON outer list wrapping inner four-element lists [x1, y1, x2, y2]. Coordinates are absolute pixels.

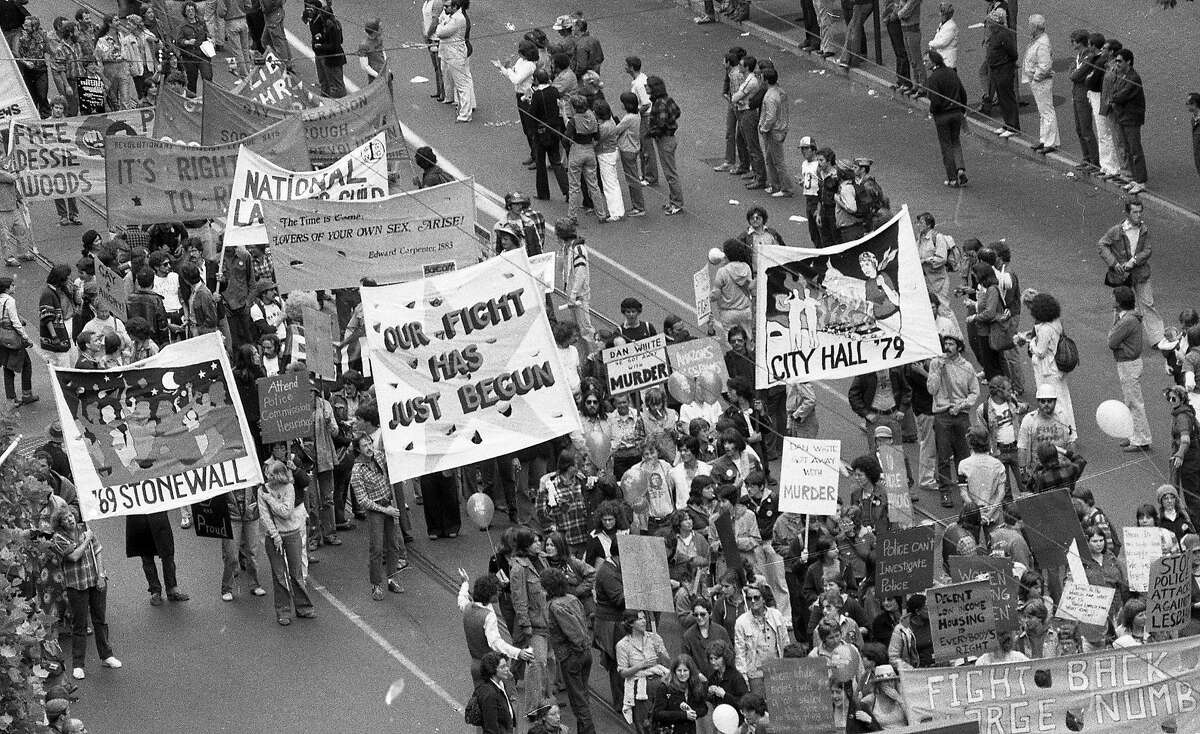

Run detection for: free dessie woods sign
[[361, 250, 581, 482], [754, 206, 942, 388]]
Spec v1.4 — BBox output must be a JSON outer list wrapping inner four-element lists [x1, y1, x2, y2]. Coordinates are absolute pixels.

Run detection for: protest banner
[[693, 267, 711, 326], [201, 76, 412, 172], [616, 534, 674, 613], [231, 50, 321, 109], [302, 308, 338, 381], [1122, 526, 1162, 593], [0, 54, 37, 129], [92, 255, 127, 321], [191, 497, 233, 539], [1011, 488, 1089, 569], [152, 89, 202, 145], [876, 441, 913, 528], [901, 636, 1200, 733], [877, 525, 937, 597], [947, 554, 1019, 633], [76, 75, 106, 115], [666, 336, 729, 384], [105, 117, 310, 226], [1147, 553, 1191, 636], [754, 207, 941, 388], [8, 109, 155, 200], [778, 438, 841, 515], [260, 178, 477, 291], [1055, 579, 1117, 628], [224, 132, 388, 249], [360, 250, 581, 481], [928, 579, 996, 662], [257, 370, 312, 444], [762, 658, 835, 734], [890, 724, 979, 734], [46, 333, 262, 521], [602, 334, 669, 396]]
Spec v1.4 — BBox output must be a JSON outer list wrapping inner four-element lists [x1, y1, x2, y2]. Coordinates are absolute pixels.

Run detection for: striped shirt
[[351, 455, 394, 512]]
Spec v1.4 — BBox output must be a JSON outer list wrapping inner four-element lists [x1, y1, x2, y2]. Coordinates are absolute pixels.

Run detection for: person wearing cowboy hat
[[249, 279, 286, 341]]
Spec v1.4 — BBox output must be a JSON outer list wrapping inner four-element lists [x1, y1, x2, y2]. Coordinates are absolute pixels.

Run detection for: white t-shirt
[[975, 650, 1030, 665], [800, 158, 821, 196], [154, 272, 183, 313]]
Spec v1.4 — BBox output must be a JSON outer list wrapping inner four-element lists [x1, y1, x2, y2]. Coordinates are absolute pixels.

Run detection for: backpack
[[1055, 331, 1079, 374], [943, 234, 964, 272], [463, 688, 483, 726]]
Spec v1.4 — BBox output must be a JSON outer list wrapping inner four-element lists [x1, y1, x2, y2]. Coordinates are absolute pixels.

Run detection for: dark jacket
[[651, 682, 709, 734], [573, 32, 603, 74], [681, 623, 731, 678], [902, 361, 933, 416], [1097, 221, 1151, 283], [848, 369, 911, 419], [127, 287, 169, 344], [309, 12, 345, 65], [475, 680, 515, 734], [1068, 50, 1096, 101], [1107, 311, 1143, 362], [1109, 67, 1145, 126], [926, 65, 967, 116], [985, 26, 1018, 71], [705, 665, 749, 711], [529, 84, 564, 132]]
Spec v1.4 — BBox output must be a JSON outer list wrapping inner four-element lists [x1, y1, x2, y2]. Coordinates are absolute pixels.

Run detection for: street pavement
[[9, 0, 1199, 730]]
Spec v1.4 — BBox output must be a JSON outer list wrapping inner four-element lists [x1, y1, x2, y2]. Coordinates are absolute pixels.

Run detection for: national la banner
[[223, 132, 388, 249], [900, 635, 1200, 733], [47, 333, 263, 521], [754, 206, 941, 388], [7, 108, 156, 201], [0, 52, 38, 130], [261, 178, 478, 292], [361, 249, 582, 481], [104, 116, 310, 227]]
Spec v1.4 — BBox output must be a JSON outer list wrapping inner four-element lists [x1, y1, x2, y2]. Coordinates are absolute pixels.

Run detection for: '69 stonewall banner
[[754, 206, 941, 388], [361, 249, 581, 481], [104, 116, 310, 227], [47, 333, 263, 521], [900, 636, 1200, 733]]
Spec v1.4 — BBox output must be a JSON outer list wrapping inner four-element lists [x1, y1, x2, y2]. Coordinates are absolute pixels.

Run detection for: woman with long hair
[[1018, 292, 1075, 428], [509, 527, 554, 697], [710, 427, 762, 489], [1135, 502, 1180, 555], [650, 653, 709, 734], [584, 499, 628, 567], [542, 530, 596, 620], [616, 609, 670, 733], [258, 459, 313, 625]]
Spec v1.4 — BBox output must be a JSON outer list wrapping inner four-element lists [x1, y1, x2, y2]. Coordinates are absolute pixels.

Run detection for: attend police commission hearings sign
[[754, 207, 941, 388], [360, 250, 581, 481]]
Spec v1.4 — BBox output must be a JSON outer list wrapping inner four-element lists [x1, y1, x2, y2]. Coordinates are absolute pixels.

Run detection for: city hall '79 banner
[[900, 635, 1200, 733], [754, 206, 941, 388], [361, 249, 582, 481], [47, 333, 263, 521], [223, 132, 388, 249], [261, 178, 478, 292], [104, 116, 310, 227]]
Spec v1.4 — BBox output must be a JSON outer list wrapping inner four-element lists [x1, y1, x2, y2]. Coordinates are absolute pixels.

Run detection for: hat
[[873, 425, 893, 439], [872, 664, 899, 682], [1034, 383, 1058, 400], [253, 279, 278, 297], [45, 699, 70, 719], [939, 332, 965, 351], [47, 421, 63, 441], [987, 7, 1007, 24], [798, 135, 815, 148], [552, 14, 573, 30], [364, 17, 381, 33], [853, 156, 874, 168], [1157, 484, 1181, 504]]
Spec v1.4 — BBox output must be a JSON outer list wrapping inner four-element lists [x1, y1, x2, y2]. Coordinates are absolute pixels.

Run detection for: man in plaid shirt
[[52, 509, 122, 680], [535, 450, 592, 557], [350, 435, 408, 599]]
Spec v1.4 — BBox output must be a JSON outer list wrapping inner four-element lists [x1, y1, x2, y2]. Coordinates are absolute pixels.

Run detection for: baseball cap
[[873, 425, 893, 439], [798, 136, 815, 148], [1035, 384, 1058, 400]]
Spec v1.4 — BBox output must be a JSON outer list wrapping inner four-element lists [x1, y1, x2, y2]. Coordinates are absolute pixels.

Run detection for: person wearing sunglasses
[[732, 582, 786, 697]]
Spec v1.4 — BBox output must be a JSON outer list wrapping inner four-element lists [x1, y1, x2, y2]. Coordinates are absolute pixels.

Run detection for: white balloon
[[1095, 399, 1134, 439], [384, 678, 406, 706], [708, 248, 727, 266], [712, 703, 740, 734]]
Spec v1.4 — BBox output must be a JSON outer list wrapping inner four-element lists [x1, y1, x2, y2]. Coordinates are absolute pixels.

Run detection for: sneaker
[[149, 593, 163, 606], [101, 657, 122, 669], [764, 186, 776, 194], [4, 258, 17, 268], [745, 182, 765, 190], [296, 609, 316, 619], [627, 208, 646, 217], [992, 127, 1006, 135], [694, 14, 716, 23], [664, 204, 683, 216], [388, 579, 404, 593], [728, 168, 748, 176], [278, 616, 291, 626], [251, 586, 267, 596], [59, 218, 71, 226], [180, 516, 191, 529], [221, 592, 234, 602], [73, 667, 85, 680], [17, 252, 35, 262], [166, 589, 190, 602], [1127, 182, 1145, 194], [323, 534, 343, 546], [713, 162, 734, 172], [335, 521, 356, 531], [771, 190, 793, 198], [372, 585, 385, 601]]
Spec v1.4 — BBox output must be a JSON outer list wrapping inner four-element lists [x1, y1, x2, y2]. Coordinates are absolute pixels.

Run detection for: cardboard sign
[[1011, 488, 1089, 569], [1123, 526, 1163, 593], [302, 308, 338, 380], [762, 658, 835, 734], [192, 496, 233, 539], [257, 370, 312, 444], [92, 255, 127, 322], [877, 525, 937, 598], [1056, 579, 1117, 628], [602, 334, 669, 395], [616, 534, 675, 613], [876, 442, 912, 528], [928, 579, 996, 662], [778, 438, 841, 515], [666, 336, 730, 382], [1147, 553, 1191, 636], [947, 554, 1019, 633], [693, 267, 711, 326]]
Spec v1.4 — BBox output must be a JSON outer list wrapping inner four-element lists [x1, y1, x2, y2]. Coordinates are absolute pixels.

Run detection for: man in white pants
[[1087, 36, 1120, 177], [1022, 14, 1059, 154]]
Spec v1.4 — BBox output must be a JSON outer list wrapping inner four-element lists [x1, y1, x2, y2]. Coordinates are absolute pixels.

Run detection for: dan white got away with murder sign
[[361, 250, 581, 481]]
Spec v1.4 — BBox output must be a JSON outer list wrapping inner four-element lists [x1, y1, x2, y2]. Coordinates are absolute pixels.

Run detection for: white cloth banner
[[755, 206, 942, 388], [47, 333, 263, 521], [223, 131, 388, 248], [361, 250, 582, 481], [0, 54, 37, 130]]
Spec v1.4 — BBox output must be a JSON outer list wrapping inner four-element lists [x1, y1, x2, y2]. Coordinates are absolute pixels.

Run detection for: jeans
[[933, 112, 965, 181], [261, 9, 291, 66], [1029, 78, 1059, 147], [427, 47, 445, 97], [724, 105, 748, 169], [760, 130, 793, 194], [1116, 358, 1152, 446], [649, 135, 683, 207], [1116, 122, 1147, 183], [533, 132, 569, 199], [737, 108, 766, 184], [264, 529, 313, 617], [1073, 94, 1099, 165], [220, 519, 262, 593], [596, 150, 625, 218], [22, 68, 49, 117], [567, 143, 607, 220], [102, 63, 138, 109], [181, 58, 213, 96], [559, 648, 596, 734], [818, 7, 844, 56], [619, 151, 645, 210], [1000, 345, 1025, 396], [1133, 279, 1164, 345], [200, 0, 225, 44], [934, 411, 971, 490], [141, 554, 177, 594], [991, 67, 1019, 131], [366, 510, 404, 585], [840, 2, 874, 66], [1089, 91, 1120, 175], [916, 413, 937, 490], [66, 585, 112, 668], [902, 26, 925, 87], [311, 469, 336, 540], [800, 0, 820, 47], [885, 19, 910, 86], [639, 114, 657, 184], [3, 349, 31, 399], [225, 17, 252, 77], [315, 59, 346, 98]]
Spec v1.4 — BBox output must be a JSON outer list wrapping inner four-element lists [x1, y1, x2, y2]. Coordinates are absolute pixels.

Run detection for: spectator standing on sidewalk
[[898, 0, 925, 96], [1021, 15, 1058, 155], [1068, 29, 1099, 172], [1110, 48, 1147, 195], [927, 2, 958, 69], [219, 0, 252, 77], [1085, 34, 1121, 178], [881, 0, 911, 91], [985, 9, 1019, 137], [758, 68, 793, 198], [732, 56, 766, 191], [924, 51, 968, 187], [1188, 93, 1200, 179], [646, 75, 684, 215]]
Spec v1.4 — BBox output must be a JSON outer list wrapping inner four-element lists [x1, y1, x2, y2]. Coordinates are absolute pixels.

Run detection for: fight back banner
[[223, 132, 388, 249], [261, 178, 478, 292], [755, 207, 941, 388], [104, 117, 310, 227], [47, 333, 263, 521], [900, 636, 1200, 733], [361, 250, 581, 481], [8, 109, 155, 201]]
